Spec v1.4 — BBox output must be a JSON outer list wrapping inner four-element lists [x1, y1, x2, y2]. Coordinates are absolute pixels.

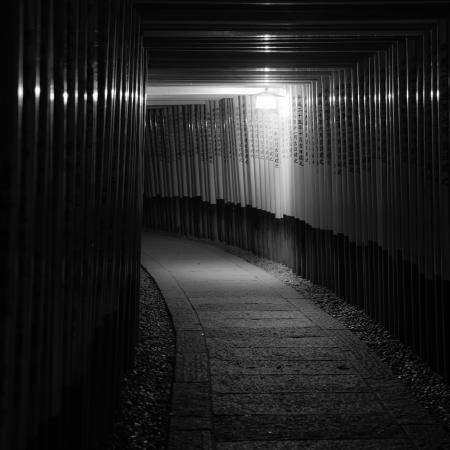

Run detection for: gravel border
[[103, 267, 175, 450], [214, 240, 450, 434]]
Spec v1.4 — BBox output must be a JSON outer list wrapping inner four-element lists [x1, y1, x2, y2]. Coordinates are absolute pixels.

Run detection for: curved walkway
[[141, 231, 446, 450]]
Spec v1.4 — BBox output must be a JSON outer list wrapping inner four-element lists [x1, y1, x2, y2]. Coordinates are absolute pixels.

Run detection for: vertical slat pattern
[[1, 0, 146, 449], [144, 24, 450, 381]]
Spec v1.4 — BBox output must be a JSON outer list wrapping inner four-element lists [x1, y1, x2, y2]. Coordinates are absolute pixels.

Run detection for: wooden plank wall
[[144, 28, 450, 381], [1, 0, 146, 449]]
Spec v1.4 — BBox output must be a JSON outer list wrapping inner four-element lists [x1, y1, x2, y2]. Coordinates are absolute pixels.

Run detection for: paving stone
[[171, 316, 203, 330], [342, 349, 394, 379], [381, 397, 435, 424], [364, 378, 412, 399], [194, 303, 298, 312], [176, 330, 207, 353], [190, 296, 290, 305], [186, 288, 282, 298], [212, 392, 385, 415], [175, 353, 209, 382], [171, 383, 210, 416], [285, 297, 319, 306], [170, 415, 212, 431], [158, 278, 184, 289], [164, 296, 194, 310], [201, 317, 316, 329], [328, 329, 382, 361], [300, 311, 347, 329], [210, 359, 356, 376], [180, 280, 272, 289], [214, 413, 407, 440], [401, 424, 450, 448], [208, 346, 344, 361], [197, 310, 308, 320], [324, 330, 393, 378], [170, 308, 199, 322], [175, 273, 256, 282], [278, 288, 308, 299], [211, 373, 368, 393], [204, 327, 331, 347], [225, 264, 276, 280], [168, 430, 213, 450], [216, 439, 411, 450], [206, 335, 336, 349], [154, 276, 180, 287], [205, 327, 328, 340], [169, 308, 199, 323]]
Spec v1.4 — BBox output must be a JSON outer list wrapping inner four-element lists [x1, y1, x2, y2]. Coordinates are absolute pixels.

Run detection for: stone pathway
[[141, 231, 448, 450]]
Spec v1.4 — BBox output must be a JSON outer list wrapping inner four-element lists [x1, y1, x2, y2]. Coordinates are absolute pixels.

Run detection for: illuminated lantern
[[255, 87, 283, 110]]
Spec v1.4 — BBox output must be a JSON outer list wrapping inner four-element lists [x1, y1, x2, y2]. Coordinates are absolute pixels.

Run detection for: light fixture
[[255, 87, 284, 110]]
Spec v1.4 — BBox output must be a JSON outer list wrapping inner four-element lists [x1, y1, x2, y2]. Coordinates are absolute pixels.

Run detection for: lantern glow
[[255, 87, 284, 110], [255, 92, 278, 110]]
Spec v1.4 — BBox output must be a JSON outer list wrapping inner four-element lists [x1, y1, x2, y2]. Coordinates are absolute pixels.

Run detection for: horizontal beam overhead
[[135, 0, 447, 85]]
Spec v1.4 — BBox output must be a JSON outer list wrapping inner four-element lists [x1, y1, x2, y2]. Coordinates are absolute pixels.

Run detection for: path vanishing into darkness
[[141, 231, 445, 450]]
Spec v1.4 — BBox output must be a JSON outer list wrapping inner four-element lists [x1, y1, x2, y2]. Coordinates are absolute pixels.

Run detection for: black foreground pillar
[[1, 1, 146, 449]]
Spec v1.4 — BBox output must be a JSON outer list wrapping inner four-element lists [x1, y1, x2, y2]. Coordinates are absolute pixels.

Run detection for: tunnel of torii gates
[[3, 0, 450, 449]]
